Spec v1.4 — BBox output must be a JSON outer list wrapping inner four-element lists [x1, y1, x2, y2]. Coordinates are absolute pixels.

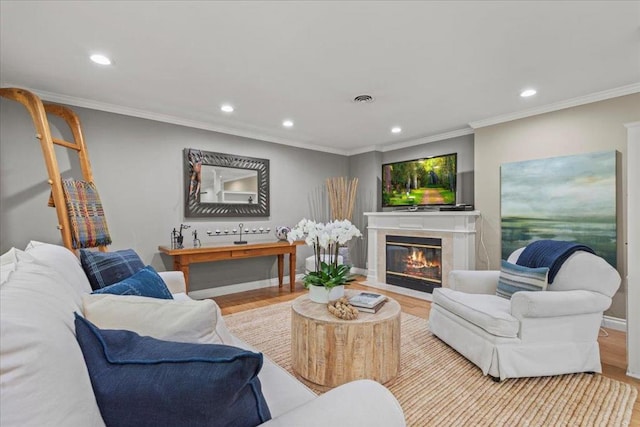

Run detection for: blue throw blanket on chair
[[516, 240, 595, 284]]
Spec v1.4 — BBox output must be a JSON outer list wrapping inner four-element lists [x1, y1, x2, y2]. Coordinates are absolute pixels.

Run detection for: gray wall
[[347, 151, 382, 269], [0, 99, 347, 292]]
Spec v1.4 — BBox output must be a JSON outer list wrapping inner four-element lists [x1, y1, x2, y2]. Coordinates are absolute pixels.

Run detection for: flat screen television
[[382, 153, 457, 208]]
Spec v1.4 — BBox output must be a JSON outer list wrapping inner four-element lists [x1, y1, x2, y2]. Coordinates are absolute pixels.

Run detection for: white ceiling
[[1, 1, 639, 155]]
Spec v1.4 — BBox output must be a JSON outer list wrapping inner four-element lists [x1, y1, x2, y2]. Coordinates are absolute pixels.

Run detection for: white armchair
[[428, 247, 621, 380]]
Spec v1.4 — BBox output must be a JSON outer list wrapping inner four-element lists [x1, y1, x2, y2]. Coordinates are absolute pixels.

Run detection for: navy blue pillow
[[91, 265, 173, 299], [74, 315, 271, 427], [80, 249, 145, 290]]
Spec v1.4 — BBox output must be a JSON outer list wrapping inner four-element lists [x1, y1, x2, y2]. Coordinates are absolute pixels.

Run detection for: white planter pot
[[308, 285, 345, 304]]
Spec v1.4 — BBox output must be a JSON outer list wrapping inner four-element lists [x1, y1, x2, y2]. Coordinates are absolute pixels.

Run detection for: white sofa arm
[[258, 380, 405, 426], [448, 270, 500, 294], [158, 271, 187, 294], [511, 290, 612, 319]]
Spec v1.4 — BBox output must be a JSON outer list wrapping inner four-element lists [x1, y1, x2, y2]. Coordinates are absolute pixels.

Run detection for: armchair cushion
[[496, 261, 548, 300], [432, 288, 519, 338], [510, 289, 612, 319], [448, 270, 501, 294]]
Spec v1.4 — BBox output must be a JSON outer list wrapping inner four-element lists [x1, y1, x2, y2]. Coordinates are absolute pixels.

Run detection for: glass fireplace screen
[[385, 235, 442, 293]]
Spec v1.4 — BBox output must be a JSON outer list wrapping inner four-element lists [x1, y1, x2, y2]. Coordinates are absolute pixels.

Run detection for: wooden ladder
[[0, 87, 107, 252]]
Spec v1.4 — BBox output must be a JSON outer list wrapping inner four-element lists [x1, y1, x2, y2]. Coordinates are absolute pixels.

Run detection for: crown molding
[[4, 82, 636, 157], [469, 83, 640, 129], [0, 83, 351, 156], [347, 127, 475, 156]]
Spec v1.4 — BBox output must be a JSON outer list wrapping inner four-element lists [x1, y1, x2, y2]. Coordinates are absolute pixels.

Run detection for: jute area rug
[[224, 301, 637, 427]]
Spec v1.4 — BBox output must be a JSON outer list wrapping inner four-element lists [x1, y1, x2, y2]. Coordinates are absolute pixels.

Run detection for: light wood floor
[[214, 278, 639, 426]]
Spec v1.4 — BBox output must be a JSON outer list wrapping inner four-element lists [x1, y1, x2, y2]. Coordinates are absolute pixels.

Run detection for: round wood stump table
[[291, 292, 401, 389]]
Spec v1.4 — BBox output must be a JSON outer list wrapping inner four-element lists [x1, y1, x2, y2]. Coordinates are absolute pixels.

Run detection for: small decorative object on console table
[[274, 226, 290, 241], [206, 223, 271, 244], [287, 218, 362, 303], [171, 224, 190, 249]]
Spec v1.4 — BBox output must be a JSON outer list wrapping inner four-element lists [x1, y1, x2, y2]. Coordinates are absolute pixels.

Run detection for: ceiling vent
[[353, 94, 374, 103]]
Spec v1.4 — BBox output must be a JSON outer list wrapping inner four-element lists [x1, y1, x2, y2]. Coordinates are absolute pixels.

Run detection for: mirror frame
[[184, 148, 270, 217]]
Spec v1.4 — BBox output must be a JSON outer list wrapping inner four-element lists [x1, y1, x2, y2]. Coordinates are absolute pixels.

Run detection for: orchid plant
[[287, 219, 362, 289]]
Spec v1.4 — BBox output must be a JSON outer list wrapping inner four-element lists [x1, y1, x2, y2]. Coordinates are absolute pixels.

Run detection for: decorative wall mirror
[[184, 148, 270, 217]]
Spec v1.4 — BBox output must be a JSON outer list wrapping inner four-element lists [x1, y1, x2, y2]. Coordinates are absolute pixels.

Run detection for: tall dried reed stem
[[326, 177, 358, 221]]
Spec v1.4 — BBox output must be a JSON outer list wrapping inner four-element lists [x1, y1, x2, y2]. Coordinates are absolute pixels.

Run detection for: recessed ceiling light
[[90, 54, 111, 65], [520, 89, 537, 97], [282, 120, 294, 128], [391, 126, 402, 134], [220, 104, 234, 113]]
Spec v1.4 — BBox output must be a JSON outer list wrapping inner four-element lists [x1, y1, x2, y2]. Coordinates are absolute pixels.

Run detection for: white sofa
[[429, 247, 621, 381], [0, 242, 405, 427]]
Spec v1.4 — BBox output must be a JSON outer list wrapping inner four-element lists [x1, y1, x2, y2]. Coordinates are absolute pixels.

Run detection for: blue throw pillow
[[497, 260, 549, 299], [74, 315, 271, 427], [92, 266, 173, 299], [80, 249, 145, 290]]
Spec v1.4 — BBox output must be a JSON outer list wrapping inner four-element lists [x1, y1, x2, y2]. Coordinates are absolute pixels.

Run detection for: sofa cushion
[[1, 247, 23, 285], [25, 240, 93, 294], [496, 260, 548, 300], [228, 335, 318, 418], [91, 265, 173, 299], [75, 315, 271, 427], [82, 293, 234, 345], [1, 254, 105, 427], [433, 287, 519, 338], [80, 248, 144, 290]]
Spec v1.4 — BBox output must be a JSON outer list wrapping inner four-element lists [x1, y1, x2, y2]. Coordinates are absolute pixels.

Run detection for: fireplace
[[386, 235, 442, 293], [364, 211, 479, 301]]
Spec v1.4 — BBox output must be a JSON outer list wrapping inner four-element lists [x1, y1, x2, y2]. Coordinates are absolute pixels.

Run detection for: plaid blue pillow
[[497, 260, 549, 300], [74, 315, 272, 427], [91, 266, 173, 299], [80, 249, 144, 291]]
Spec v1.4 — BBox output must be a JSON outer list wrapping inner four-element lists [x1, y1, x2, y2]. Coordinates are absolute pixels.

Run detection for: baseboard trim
[[188, 274, 305, 300], [351, 267, 368, 276], [602, 315, 626, 332], [626, 370, 640, 379]]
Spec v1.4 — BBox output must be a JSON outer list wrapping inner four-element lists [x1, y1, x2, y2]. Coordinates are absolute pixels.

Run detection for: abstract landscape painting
[[501, 150, 617, 267]]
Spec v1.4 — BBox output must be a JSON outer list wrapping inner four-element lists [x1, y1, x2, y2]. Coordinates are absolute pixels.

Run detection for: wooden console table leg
[[173, 258, 190, 294], [289, 250, 296, 292], [277, 254, 284, 287]]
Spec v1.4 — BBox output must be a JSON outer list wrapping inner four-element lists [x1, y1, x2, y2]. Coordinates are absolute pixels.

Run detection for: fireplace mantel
[[364, 211, 480, 301]]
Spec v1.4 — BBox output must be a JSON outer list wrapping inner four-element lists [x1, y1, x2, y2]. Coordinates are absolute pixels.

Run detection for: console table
[[158, 240, 302, 294]]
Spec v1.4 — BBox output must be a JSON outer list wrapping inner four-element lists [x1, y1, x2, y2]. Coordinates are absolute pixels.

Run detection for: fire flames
[[404, 249, 440, 278]]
